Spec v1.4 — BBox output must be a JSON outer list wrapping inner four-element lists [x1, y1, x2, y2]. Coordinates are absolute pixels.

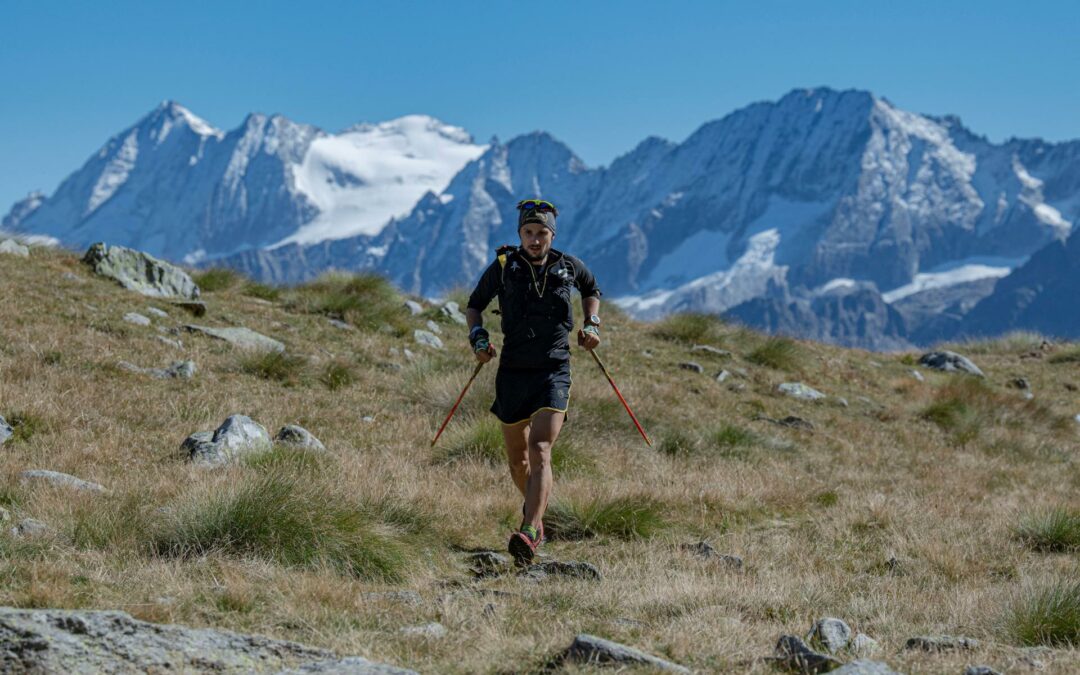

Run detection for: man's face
[[519, 222, 554, 262]]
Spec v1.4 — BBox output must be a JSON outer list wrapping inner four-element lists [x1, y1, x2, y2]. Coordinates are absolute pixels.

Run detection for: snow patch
[[815, 278, 857, 294], [882, 256, 1025, 303], [87, 130, 139, 215]]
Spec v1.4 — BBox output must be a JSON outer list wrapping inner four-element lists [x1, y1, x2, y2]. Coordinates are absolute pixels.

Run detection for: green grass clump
[[71, 495, 151, 550], [238, 350, 308, 385], [544, 495, 666, 541], [434, 417, 504, 465], [651, 312, 725, 344], [1006, 580, 1080, 647], [550, 437, 597, 477], [919, 378, 998, 446], [244, 445, 328, 475], [707, 424, 758, 460], [193, 268, 243, 292], [152, 473, 412, 581], [320, 360, 356, 391], [658, 429, 698, 456], [242, 282, 281, 302], [2, 411, 46, 444], [746, 336, 802, 371], [288, 273, 408, 334], [1015, 507, 1080, 552], [1049, 347, 1080, 364]]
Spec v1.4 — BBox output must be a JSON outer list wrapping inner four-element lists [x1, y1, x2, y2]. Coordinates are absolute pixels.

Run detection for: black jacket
[[467, 247, 601, 369]]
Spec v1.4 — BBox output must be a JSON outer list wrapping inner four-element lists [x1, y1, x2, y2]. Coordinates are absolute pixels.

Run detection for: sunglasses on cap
[[516, 199, 559, 216]]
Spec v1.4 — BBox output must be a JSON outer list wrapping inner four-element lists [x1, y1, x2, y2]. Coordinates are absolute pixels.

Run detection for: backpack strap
[[492, 245, 517, 315]]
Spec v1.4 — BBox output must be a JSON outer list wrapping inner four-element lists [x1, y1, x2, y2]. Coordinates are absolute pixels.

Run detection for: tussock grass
[[946, 331, 1048, 355], [2, 410, 47, 444], [320, 360, 356, 391], [238, 350, 308, 385], [434, 417, 504, 465], [1049, 347, 1080, 364], [1006, 579, 1080, 647], [746, 336, 802, 370], [651, 312, 725, 344], [1015, 507, 1080, 552], [193, 268, 242, 292], [286, 272, 409, 334], [152, 473, 412, 581], [544, 495, 666, 541], [244, 445, 329, 475], [242, 281, 281, 302]]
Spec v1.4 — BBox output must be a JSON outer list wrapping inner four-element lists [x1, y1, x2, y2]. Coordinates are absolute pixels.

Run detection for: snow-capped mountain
[[4, 102, 486, 263], [9, 89, 1080, 348]]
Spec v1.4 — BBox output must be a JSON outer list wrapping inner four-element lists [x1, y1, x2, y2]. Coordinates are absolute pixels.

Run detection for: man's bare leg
[[501, 419, 530, 497], [523, 410, 565, 531]]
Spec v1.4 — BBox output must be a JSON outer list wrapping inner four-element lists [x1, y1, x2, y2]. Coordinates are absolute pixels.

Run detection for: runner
[[465, 198, 602, 564]]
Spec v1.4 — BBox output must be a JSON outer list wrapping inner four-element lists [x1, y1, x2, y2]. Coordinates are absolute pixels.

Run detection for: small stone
[[327, 318, 354, 331], [716, 370, 731, 382], [835, 397, 849, 408], [425, 320, 442, 334], [807, 617, 852, 654], [773, 634, 842, 673], [19, 470, 107, 494], [919, 350, 985, 377], [123, 312, 152, 327], [273, 425, 326, 452], [173, 301, 207, 317], [904, 635, 979, 652], [1009, 377, 1030, 390], [691, 345, 732, 357], [641, 350, 654, 359], [403, 300, 423, 316], [400, 622, 447, 639], [0, 239, 30, 257], [439, 301, 467, 325], [678, 361, 705, 374], [964, 667, 1002, 675], [680, 542, 743, 568], [1022, 391, 1034, 400], [849, 633, 880, 657], [778, 416, 814, 430], [361, 416, 375, 423], [0, 415, 12, 445], [778, 382, 826, 401], [413, 329, 444, 350], [1064, 383, 1077, 392], [155, 335, 184, 349], [361, 591, 422, 606], [0, 507, 9, 523], [10, 518, 47, 538], [558, 634, 691, 673], [165, 361, 196, 379], [403, 348, 416, 361], [911, 369, 925, 382], [146, 307, 169, 318], [183, 325, 284, 352]]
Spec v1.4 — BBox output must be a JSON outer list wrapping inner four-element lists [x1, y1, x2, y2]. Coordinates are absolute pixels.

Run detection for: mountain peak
[[342, 114, 476, 145], [143, 101, 223, 138]]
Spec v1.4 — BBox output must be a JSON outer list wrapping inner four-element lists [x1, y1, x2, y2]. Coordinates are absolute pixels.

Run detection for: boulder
[[19, 470, 107, 494], [778, 382, 827, 401], [0, 607, 416, 673], [918, 351, 985, 377], [0, 415, 12, 445], [184, 416, 271, 466], [403, 300, 423, 316], [82, 243, 200, 300], [807, 617, 852, 654], [273, 425, 326, 452], [183, 325, 284, 352], [0, 239, 30, 257], [773, 634, 842, 673], [555, 634, 691, 673], [413, 329, 444, 350], [439, 301, 467, 325]]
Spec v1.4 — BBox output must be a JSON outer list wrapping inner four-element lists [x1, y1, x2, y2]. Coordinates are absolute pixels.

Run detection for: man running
[[465, 198, 602, 564]]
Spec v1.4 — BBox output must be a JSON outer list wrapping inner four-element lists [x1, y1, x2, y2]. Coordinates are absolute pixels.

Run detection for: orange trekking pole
[[588, 349, 652, 447], [431, 361, 485, 447]]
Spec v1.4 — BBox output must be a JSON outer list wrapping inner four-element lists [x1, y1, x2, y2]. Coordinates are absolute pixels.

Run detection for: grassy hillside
[[0, 246, 1077, 673]]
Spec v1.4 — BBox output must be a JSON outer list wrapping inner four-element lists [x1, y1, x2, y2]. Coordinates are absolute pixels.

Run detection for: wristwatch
[[585, 315, 601, 327]]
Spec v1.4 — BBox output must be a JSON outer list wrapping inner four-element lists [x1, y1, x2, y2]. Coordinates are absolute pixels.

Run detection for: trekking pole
[[588, 349, 652, 447], [431, 361, 485, 447]]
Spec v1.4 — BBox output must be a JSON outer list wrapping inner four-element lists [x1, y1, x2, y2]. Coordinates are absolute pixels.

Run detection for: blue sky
[[2, 1, 1078, 210]]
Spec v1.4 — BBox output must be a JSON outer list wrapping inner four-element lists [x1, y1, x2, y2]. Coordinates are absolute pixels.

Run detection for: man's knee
[[508, 456, 529, 477], [528, 440, 552, 468]]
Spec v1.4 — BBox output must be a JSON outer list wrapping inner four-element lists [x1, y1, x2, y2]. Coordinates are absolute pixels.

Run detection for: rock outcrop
[[82, 242, 200, 300]]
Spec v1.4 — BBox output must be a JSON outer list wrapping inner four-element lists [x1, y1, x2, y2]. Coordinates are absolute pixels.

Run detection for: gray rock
[[716, 370, 732, 382], [1008, 377, 1030, 389], [467, 551, 509, 568], [10, 518, 47, 538], [403, 300, 423, 316], [273, 425, 326, 452], [831, 661, 902, 675], [413, 329, 444, 350], [155, 335, 184, 349], [82, 242, 200, 300], [181, 431, 217, 462], [681, 542, 743, 568], [439, 301, 467, 325], [807, 617, 852, 654], [119, 360, 196, 380], [521, 560, 602, 581], [403, 348, 417, 361], [556, 634, 691, 673], [327, 318, 354, 331], [0, 607, 416, 673], [910, 369, 925, 382], [361, 591, 422, 607], [849, 633, 880, 657], [19, 470, 107, 494], [964, 667, 1002, 675], [778, 416, 814, 430], [185, 416, 271, 466], [918, 351, 985, 377], [691, 345, 732, 357], [0, 415, 12, 445], [174, 300, 208, 317], [0, 508, 9, 523], [183, 325, 285, 352], [399, 622, 447, 639], [146, 307, 170, 318], [0, 239, 30, 257], [123, 312, 152, 326], [904, 635, 979, 652], [361, 416, 376, 423], [773, 634, 842, 673], [678, 361, 705, 374], [778, 382, 827, 401], [425, 319, 442, 334]]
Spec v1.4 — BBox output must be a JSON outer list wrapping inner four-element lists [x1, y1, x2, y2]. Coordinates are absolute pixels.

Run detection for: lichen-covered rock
[[0, 239, 30, 257], [185, 416, 271, 466], [273, 425, 326, 452], [0, 607, 417, 673], [439, 301, 467, 325], [807, 617, 852, 654], [919, 351, 985, 377], [778, 382, 827, 401], [19, 470, 107, 494], [413, 329, 444, 350], [183, 325, 284, 352], [773, 634, 842, 673], [555, 634, 691, 673], [82, 242, 200, 300]]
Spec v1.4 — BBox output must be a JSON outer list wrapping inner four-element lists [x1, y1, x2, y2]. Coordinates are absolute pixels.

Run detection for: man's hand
[[577, 325, 600, 351], [475, 343, 496, 363]]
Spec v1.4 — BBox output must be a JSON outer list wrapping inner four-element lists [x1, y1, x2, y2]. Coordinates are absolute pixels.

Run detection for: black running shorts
[[490, 361, 572, 425]]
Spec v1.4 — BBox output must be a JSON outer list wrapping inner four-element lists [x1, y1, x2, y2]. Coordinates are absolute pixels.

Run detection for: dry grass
[[0, 247, 1078, 673]]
